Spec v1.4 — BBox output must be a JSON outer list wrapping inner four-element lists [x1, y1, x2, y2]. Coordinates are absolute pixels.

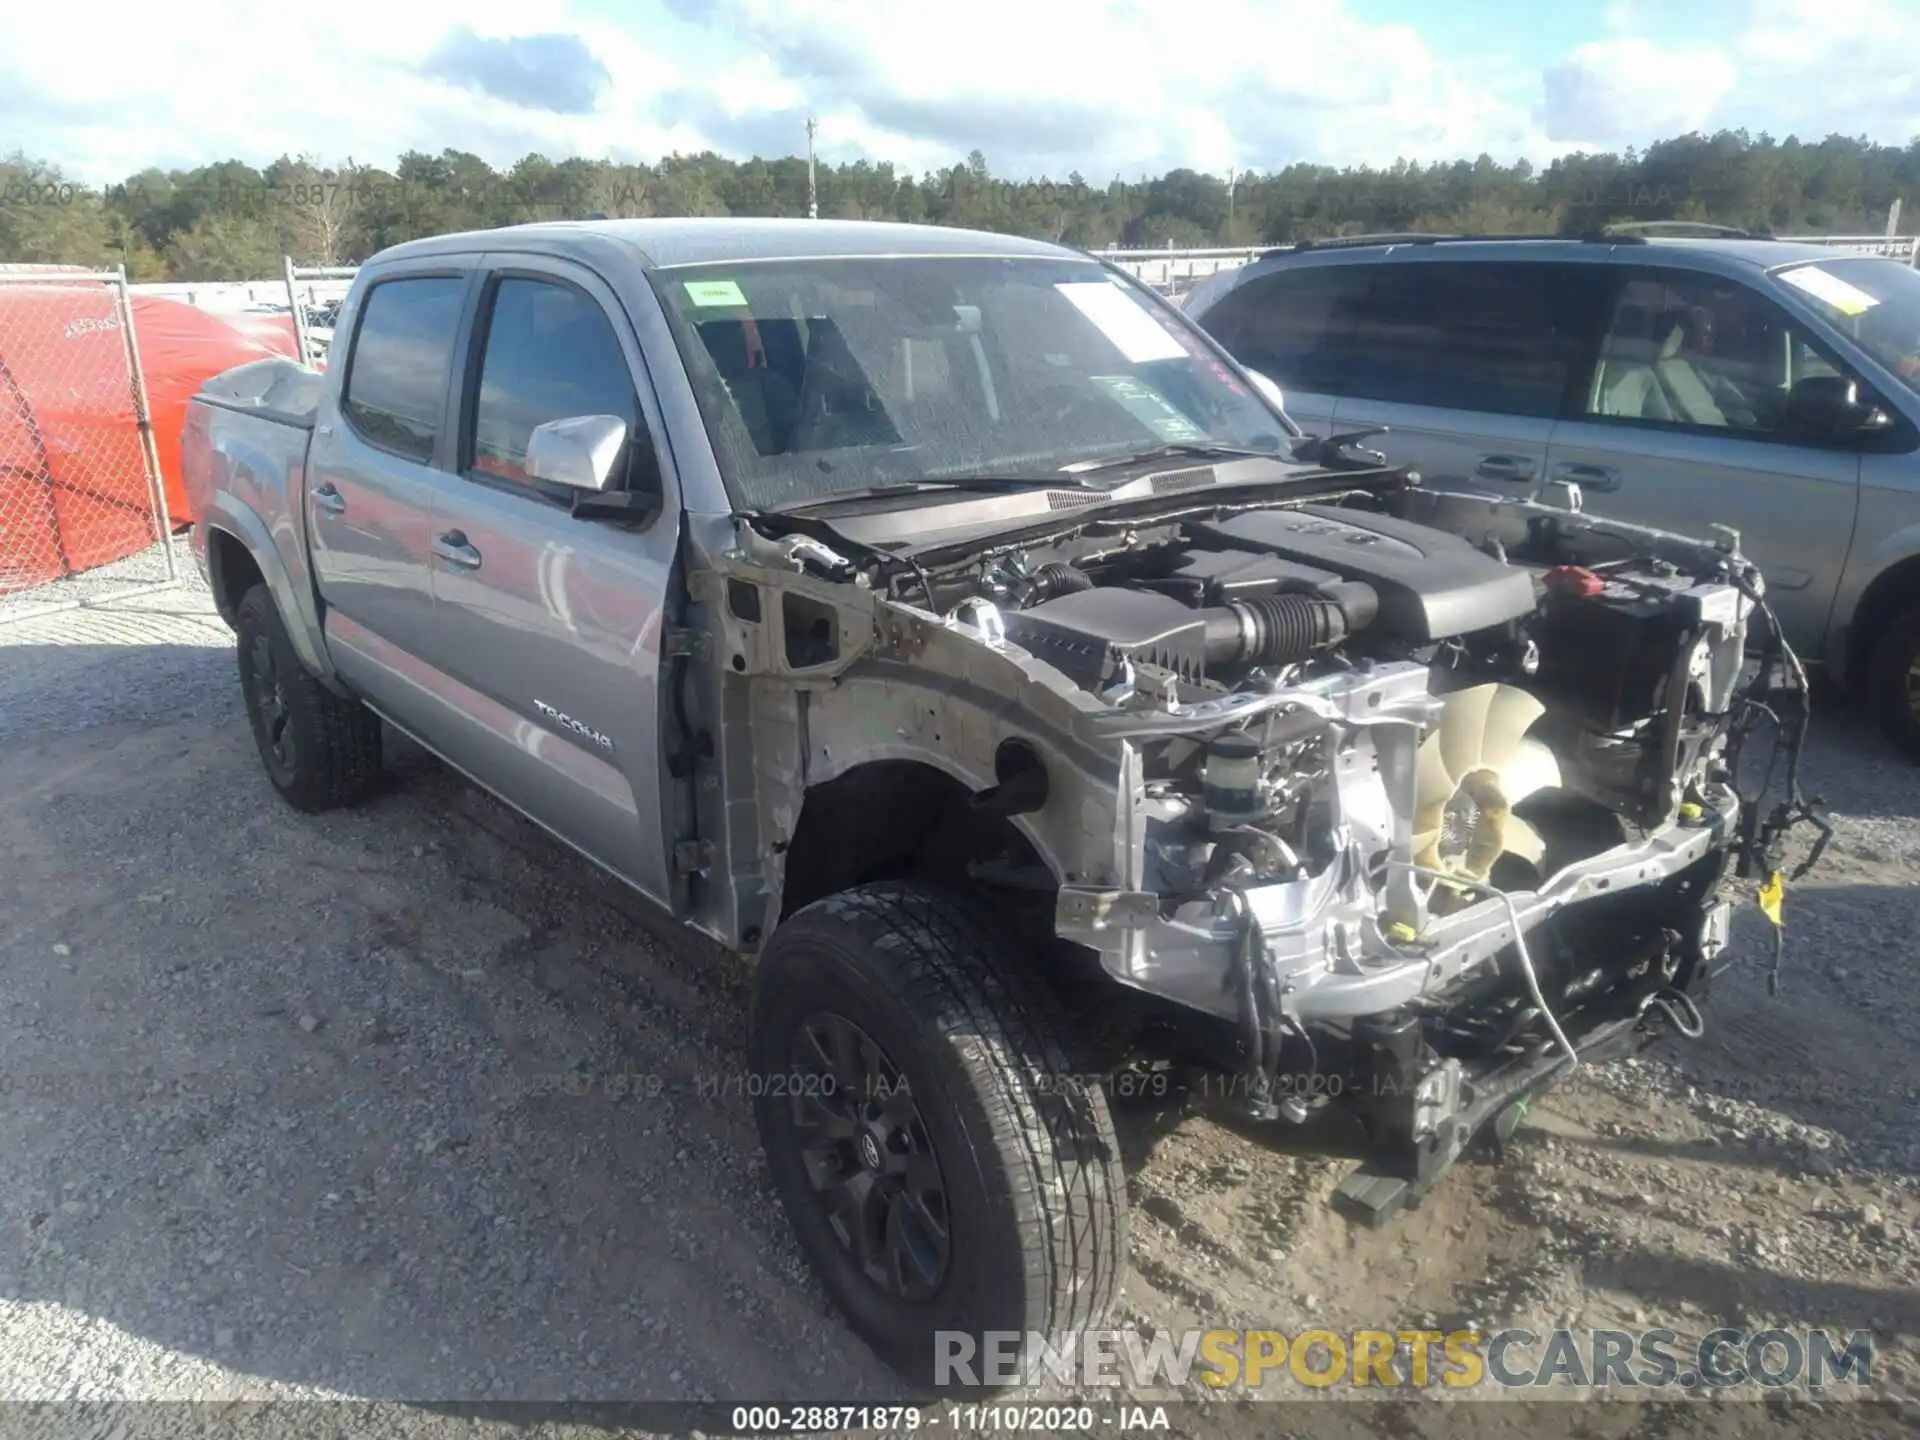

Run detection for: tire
[[234, 584, 383, 811], [750, 880, 1128, 1393], [1867, 598, 1920, 763]]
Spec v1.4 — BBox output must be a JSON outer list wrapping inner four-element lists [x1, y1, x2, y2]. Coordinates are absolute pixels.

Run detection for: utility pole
[[1226, 167, 1237, 238], [806, 117, 819, 219]]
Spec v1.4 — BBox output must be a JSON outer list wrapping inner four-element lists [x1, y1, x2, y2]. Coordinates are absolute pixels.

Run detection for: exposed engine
[[735, 468, 1824, 1222], [946, 483, 1812, 1215]]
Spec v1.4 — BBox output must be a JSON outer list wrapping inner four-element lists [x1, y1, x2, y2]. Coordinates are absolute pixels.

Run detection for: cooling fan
[[1411, 683, 1563, 885]]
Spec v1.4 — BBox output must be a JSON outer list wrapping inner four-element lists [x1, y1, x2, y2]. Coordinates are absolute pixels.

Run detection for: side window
[[1341, 262, 1606, 417], [1196, 265, 1368, 393], [340, 277, 467, 462], [1587, 270, 1863, 439], [469, 278, 637, 486]]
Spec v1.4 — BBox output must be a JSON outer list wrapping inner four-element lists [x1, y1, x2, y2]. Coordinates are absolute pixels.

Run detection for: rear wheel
[[751, 881, 1128, 1392], [235, 584, 383, 811], [1867, 598, 1920, 763]]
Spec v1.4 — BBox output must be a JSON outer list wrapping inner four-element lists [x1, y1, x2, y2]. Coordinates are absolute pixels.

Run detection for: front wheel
[[750, 881, 1128, 1392], [1868, 598, 1920, 763]]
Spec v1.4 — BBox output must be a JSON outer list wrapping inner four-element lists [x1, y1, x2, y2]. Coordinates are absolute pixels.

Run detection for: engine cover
[[1192, 505, 1537, 642], [1002, 588, 1206, 691]]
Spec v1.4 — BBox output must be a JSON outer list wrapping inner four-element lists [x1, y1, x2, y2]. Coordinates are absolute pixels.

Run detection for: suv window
[[340, 276, 467, 462], [470, 278, 636, 486], [1196, 265, 1368, 393], [1339, 262, 1606, 418], [1588, 270, 1865, 439]]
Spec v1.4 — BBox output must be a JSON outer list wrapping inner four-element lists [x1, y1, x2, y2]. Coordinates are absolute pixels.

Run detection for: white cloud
[[3, 0, 1919, 189], [0, 4, 688, 184], [1538, 0, 1920, 149], [1537, 37, 1739, 147], [697, 0, 1556, 177]]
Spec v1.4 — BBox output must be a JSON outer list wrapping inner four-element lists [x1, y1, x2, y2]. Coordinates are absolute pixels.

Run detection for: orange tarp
[[0, 287, 287, 592]]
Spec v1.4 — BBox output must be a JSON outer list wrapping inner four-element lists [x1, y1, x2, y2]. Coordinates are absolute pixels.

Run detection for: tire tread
[[236, 585, 383, 811], [764, 880, 1128, 1374]]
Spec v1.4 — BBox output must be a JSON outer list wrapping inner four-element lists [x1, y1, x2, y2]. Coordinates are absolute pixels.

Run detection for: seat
[[697, 319, 798, 456], [1651, 315, 1728, 426], [1592, 320, 1675, 422], [788, 320, 900, 453]]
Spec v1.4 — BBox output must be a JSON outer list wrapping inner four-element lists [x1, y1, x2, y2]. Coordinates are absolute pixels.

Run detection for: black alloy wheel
[[788, 1011, 950, 1301]]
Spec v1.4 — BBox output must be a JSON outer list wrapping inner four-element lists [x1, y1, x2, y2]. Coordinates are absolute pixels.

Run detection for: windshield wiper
[[1059, 442, 1285, 477], [768, 475, 1095, 513]]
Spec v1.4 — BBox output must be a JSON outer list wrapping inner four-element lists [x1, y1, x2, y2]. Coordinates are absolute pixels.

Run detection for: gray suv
[[1183, 231, 1920, 758]]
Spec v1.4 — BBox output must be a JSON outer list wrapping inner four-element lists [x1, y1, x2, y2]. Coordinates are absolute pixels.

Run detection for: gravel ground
[[1, 568, 1915, 1436]]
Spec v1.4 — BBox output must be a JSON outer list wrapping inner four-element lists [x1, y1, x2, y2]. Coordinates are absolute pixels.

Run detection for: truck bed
[[192, 356, 325, 432]]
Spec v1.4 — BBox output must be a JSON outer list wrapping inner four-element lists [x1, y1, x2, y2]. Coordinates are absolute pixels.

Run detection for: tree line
[[4, 129, 1919, 282]]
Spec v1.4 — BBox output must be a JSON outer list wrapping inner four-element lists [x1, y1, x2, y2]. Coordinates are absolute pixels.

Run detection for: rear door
[[306, 264, 475, 731], [1543, 266, 1864, 657], [1185, 261, 1371, 435], [1327, 258, 1613, 495], [417, 257, 682, 902]]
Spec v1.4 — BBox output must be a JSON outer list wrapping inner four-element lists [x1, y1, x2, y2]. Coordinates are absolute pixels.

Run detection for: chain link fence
[[0, 268, 177, 622], [283, 258, 357, 368]]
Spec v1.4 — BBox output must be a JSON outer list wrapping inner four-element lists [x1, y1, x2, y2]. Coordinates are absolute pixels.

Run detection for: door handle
[[1473, 454, 1536, 483], [432, 530, 483, 569], [312, 481, 346, 514], [1552, 461, 1622, 493]]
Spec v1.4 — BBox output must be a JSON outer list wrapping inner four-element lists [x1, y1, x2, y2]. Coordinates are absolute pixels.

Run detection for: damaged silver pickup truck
[[182, 218, 1825, 1388]]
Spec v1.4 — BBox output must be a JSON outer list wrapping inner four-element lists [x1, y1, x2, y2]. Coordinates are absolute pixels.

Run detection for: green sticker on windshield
[[684, 279, 748, 307]]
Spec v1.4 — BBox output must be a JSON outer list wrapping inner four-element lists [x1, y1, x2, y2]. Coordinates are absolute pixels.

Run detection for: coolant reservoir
[[1203, 732, 1265, 829]]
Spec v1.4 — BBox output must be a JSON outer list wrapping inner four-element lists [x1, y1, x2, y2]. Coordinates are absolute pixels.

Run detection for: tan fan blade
[[1414, 730, 1458, 812], [1500, 737, 1562, 806], [1438, 684, 1498, 783], [1482, 685, 1548, 770], [1499, 815, 1548, 866]]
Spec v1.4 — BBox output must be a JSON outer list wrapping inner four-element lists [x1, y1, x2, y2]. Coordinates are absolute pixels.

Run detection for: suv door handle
[[312, 481, 346, 514], [1551, 461, 1621, 492], [432, 530, 483, 569], [1473, 454, 1536, 483]]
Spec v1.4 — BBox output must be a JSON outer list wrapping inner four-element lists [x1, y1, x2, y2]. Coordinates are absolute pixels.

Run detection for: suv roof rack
[[1599, 220, 1776, 240], [1260, 230, 1647, 257]]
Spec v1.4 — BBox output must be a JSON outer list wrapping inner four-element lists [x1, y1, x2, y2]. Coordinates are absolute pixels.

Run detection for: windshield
[[1773, 256, 1920, 398], [647, 255, 1294, 511]]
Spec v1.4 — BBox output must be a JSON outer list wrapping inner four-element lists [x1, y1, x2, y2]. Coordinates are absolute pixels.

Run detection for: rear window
[[1339, 262, 1609, 418], [1344, 263, 1612, 416], [341, 276, 467, 461]]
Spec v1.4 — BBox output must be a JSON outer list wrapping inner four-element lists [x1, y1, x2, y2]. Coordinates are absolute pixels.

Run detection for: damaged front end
[[707, 466, 1822, 1221]]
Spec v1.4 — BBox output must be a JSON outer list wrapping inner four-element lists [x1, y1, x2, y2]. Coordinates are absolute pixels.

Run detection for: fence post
[[113, 266, 176, 582], [284, 255, 314, 368]]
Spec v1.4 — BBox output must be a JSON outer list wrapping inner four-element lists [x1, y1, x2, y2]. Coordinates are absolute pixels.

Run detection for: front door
[[1544, 267, 1863, 658], [418, 259, 682, 902]]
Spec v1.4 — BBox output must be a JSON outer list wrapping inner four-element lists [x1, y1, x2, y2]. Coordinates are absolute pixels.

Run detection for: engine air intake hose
[[1202, 580, 1379, 667], [1027, 562, 1095, 601]]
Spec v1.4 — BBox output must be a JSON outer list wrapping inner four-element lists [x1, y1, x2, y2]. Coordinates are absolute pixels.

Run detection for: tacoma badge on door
[[533, 699, 614, 751]]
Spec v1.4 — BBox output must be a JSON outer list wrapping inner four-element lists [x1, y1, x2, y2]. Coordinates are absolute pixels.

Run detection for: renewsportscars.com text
[[934, 1326, 1876, 1392]]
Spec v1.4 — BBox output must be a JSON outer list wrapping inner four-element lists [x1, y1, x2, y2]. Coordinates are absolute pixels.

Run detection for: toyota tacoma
[[182, 218, 1820, 1389]]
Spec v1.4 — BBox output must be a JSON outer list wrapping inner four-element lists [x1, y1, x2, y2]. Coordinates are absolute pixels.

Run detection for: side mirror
[[525, 414, 629, 492], [1247, 371, 1287, 414], [1785, 374, 1893, 438]]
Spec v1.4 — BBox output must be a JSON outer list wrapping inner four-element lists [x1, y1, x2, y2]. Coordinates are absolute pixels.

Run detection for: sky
[[4, 0, 1917, 186]]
